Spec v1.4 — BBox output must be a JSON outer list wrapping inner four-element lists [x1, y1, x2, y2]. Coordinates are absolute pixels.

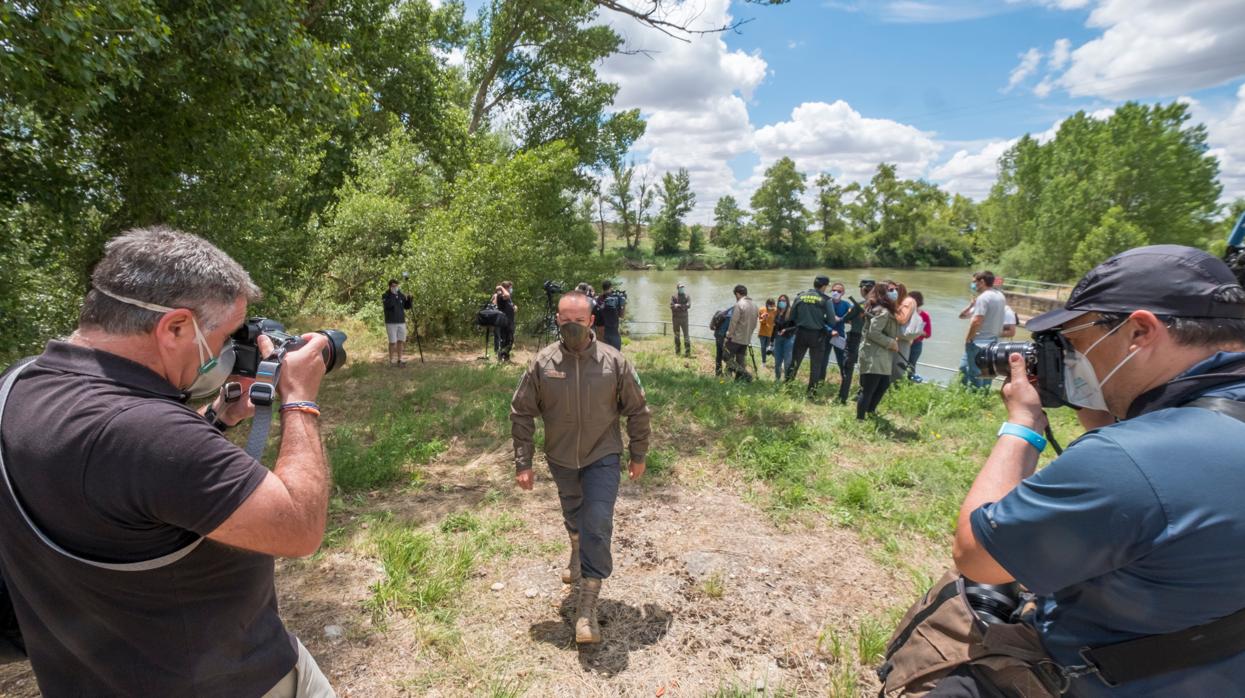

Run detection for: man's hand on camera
[[1002, 352, 1047, 432], [280, 333, 329, 403], [212, 335, 276, 426], [516, 469, 534, 490]]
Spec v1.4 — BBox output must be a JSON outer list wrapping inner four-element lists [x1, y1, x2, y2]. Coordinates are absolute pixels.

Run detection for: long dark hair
[[866, 280, 898, 315], [777, 294, 792, 321]]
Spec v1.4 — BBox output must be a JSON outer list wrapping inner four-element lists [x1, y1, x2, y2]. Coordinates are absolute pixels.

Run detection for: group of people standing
[[696, 275, 933, 419]]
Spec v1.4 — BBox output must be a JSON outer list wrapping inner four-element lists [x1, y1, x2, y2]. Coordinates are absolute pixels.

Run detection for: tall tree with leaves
[[713, 195, 747, 247], [814, 173, 846, 242], [751, 157, 809, 255], [650, 168, 695, 254]]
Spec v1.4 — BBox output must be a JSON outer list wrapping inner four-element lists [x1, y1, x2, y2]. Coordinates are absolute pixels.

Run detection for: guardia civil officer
[[784, 275, 836, 396], [510, 292, 651, 645]]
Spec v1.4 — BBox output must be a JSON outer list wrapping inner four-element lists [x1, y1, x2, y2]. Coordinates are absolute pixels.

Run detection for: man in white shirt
[[960, 270, 1006, 388]]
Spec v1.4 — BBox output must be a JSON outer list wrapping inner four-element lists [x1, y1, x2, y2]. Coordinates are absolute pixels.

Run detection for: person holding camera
[[382, 278, 412, 366], [959, 270, 1005, 388], [491, 281, 517, 362], [670, 282, 692, 356], [510, 291, 651, 646], [931, 246, 1245, 696], [594, 280, 626, 351], [0, 227, 335, 697]]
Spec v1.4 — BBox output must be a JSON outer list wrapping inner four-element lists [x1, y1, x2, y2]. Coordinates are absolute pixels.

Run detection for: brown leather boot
[[561, 534, 581, 585], [575, 577, 602, 644]]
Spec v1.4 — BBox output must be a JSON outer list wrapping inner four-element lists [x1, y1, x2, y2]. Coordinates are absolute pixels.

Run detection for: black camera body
[[543, 280, 565, 295], [974, 332, 1068, 407], [232, 318, 347, 378]]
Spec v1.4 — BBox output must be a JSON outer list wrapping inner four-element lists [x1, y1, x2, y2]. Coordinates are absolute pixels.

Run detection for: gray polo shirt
[[972, 288, 1007, 340]]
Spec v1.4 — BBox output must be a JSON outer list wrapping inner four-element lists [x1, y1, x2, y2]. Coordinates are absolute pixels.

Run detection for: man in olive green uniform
[[784, 275, 836, 396], [510, 291, 651, 644]]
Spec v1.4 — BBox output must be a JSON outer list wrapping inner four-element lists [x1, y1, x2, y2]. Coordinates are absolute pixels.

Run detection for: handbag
[[0, 360, 202, 664]]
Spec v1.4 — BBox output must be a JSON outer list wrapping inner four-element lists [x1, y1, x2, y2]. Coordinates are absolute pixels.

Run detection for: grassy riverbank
[[0, 328, 1082, 698]]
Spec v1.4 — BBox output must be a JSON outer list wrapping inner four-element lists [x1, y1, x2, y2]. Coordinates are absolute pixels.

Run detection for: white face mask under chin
[[1062, 320, 1138, 411]]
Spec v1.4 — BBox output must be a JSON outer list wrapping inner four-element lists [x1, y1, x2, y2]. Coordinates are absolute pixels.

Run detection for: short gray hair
[[79, 226, 262, 334]]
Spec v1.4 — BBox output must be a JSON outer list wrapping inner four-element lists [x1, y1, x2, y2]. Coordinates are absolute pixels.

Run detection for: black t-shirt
[[382, 290, 410, 324], [496, 293, 515, 319], [0, 342, 294, 696]]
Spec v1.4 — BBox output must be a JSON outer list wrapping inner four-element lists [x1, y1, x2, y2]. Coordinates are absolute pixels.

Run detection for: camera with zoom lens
[[232, 318, 348, 379], [543, 280, 565, 295], [974, 332, 1068, 407], [963, 579, 1023, 625]]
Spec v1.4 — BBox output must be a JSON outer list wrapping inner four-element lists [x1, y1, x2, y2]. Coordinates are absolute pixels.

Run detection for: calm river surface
[[617, 268, 1024, 383]]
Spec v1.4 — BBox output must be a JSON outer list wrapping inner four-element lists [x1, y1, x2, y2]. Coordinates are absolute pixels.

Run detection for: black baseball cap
[[1026, 245, 1245, 332]]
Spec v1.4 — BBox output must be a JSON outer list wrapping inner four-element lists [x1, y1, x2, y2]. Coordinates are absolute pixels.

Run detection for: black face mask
[[558, 321, 591, 349]]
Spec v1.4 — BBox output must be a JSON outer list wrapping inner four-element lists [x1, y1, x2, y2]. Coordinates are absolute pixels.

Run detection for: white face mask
[[94, 287, 235, 398], [1061, 319, 1138, 411]]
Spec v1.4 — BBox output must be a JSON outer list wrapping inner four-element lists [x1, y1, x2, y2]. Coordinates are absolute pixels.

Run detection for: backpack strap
[[0, 361, 202, 571], [1185, 396, 1245, 423]]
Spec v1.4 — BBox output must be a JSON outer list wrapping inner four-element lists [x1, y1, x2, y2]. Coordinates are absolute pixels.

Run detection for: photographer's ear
[[1126, 310, 1166, 350], [154, 309, 196, 350]]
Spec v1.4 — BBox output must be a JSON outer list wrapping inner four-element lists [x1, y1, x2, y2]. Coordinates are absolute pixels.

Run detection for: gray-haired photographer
[[879, 244, 1245, 697], [0, 227, 344, 697]]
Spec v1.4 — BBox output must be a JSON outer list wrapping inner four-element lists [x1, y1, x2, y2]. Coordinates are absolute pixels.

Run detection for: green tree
[[650, 169, 695, 255], [751, 157, 809, 255], [983, 102, 1221, 280], [687, 224, 706, 254], [1071, 206, 1149, 276], [713, 195, 747, 247], [606, 163, 655, 251], [814, 173, 846, 242]]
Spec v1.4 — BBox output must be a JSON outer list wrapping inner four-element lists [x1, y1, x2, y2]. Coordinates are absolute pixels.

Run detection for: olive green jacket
[[859, 307, 899, 376], [510, 334, 651, 472]]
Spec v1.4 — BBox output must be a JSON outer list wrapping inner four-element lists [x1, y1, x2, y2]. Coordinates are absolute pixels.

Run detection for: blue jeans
[[548, 455, 621, 579], [959, 340, 991, 388], [772, 334, 794, 380], [759, 335, 772, 364], [908, 341, 924, 377]]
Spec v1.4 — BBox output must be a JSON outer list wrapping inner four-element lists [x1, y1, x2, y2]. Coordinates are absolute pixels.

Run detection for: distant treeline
[[597, 102, 1242, 278]]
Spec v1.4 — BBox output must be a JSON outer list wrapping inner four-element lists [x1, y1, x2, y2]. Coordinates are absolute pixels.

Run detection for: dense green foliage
[[1, 0, 695, 358], [650, 168, 695, 254], [980, 103, 1225, 280]]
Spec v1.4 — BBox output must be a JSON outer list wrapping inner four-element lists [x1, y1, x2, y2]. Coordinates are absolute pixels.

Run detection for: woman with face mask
[[857, 281, 901, 420], [771, 294, 796, 381]]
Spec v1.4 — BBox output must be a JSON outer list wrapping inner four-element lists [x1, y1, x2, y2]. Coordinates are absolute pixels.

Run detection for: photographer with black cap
[[889, 245, 1245, 697], [0, 227, 336, 697]]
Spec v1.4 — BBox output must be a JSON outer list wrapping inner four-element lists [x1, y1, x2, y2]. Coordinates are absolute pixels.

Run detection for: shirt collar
[[36, 340, 188, 401]]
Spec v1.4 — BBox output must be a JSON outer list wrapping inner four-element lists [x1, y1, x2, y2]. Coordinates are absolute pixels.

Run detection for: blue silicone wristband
[[997, 422, 1047, 454]]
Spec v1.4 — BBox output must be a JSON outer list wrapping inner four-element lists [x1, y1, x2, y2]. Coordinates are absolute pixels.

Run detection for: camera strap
[[243, 358, 281, 462], [0, 361, 202, 571]]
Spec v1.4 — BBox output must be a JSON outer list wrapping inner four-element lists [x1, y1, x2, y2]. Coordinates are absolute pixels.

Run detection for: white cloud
[[1197, 84, 1245, 204], [1049, 38, 1071, 70], [1049, 0, 1245, 99], [597, 0, 766, 220], [1005, 48, 1043, 93], [929, 139, 1016, 200], [753, 101, 943, 184]]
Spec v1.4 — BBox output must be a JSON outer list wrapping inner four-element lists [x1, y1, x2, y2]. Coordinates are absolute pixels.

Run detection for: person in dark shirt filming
[[382, 278, 412, 366], [594, 279, 626, 351], [0, 227, 336, 697]]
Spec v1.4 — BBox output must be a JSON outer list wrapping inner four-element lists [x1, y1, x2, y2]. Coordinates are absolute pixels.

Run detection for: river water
[[616, 268, 1024, 383]]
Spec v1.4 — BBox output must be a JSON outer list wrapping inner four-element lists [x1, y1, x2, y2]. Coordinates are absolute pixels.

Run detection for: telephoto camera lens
[[974, 341, 1036, 378], [963, 580, 1022, 625]]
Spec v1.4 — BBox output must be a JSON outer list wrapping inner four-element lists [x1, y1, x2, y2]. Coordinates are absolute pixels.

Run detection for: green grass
[[318, 360, 520, 492], [366, 510, 522, 625]]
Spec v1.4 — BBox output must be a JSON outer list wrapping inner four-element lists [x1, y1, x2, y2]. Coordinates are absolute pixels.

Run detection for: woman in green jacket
[[857, 280, 901, 420]]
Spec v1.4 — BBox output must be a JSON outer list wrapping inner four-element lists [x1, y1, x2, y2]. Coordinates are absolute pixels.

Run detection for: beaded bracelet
[[280, 401, 321, 417]]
